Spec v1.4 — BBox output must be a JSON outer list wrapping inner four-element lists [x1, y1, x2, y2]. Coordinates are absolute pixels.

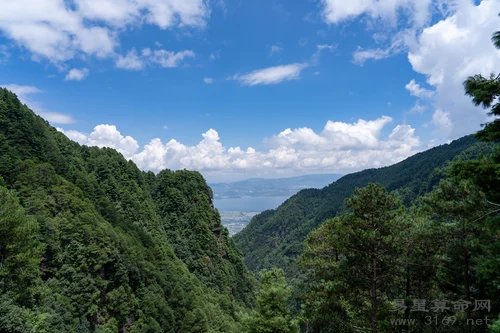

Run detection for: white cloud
[[203, 77, 214, 84], [38, 112, 75, 124], [1, 84, 41, 100], [116, 49, 145, 70], [407, 0, 500, 138], [233, 63, 308, 86], [74, 0, 138, 25], [271, 116, 392, 149], [58, 116, 421, 181], [65, 68, 89, 81], [0, 0, 208, 63], [405, 79, 433, 98], [146, 49, 195, 68], [116, 48, 195, 70], [59, 124, 139, 157], [1, 83, 74, 124], [352, 29, 411, 65], [353, 47, 393, 65], [321, 0, 432, 26], [324, 0, 500, 139], [432, 109, 452, 136], [60, 129, 88, 143], [409, 102, 426, 114]]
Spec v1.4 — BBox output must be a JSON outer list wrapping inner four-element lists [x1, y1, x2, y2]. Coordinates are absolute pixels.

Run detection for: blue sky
[[0, 0, 499, 181]]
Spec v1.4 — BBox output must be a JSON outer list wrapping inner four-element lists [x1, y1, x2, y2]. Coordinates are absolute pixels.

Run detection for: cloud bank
[[0, 0, 208, 68], [59, 116, 420, 181]]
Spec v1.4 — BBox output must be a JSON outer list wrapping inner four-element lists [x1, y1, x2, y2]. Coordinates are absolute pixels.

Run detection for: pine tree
[[301, 183, 404, 333], [243, 268, 298, 333]]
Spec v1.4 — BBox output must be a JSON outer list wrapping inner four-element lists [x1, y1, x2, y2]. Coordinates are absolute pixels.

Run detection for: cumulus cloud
[[203, 77, 214, 84], [59, 124, 139, 157], [1, 83, 74, 124], [233, 63, 308, 86], [116, 48, 195, 70], [322, 0, 500, 140], [58, 116, 421, 181], [65, 68, 89, 81], [407, 0, 500, 138], [0, 0, 208, 63]]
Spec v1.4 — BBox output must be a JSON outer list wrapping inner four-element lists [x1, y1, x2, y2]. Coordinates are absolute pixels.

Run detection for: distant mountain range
[[210, 174, 342, 199]]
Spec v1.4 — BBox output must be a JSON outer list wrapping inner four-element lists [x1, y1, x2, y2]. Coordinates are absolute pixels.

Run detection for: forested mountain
[[233, 32, 500, 331], [234, 135, 489, 275], [0, 88, 254, 332]]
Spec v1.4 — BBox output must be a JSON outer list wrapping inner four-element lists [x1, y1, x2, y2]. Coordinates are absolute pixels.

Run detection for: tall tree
[[243, 268, 298, 333], [301, 183, 404, 333], [421, 179, 495, 328]]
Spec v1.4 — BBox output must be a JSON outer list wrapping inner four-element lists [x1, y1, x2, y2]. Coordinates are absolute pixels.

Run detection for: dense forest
[[0, 88, 254, 332]]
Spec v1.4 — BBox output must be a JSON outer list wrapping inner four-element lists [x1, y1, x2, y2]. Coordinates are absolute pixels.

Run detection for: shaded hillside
[[0, 88, 253, 332], [234, 135, 484, 275]]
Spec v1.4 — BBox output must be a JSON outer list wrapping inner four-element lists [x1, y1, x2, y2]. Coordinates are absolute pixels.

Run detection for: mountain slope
[[0, 88, 253, 332], [234, 135, 484, 275]]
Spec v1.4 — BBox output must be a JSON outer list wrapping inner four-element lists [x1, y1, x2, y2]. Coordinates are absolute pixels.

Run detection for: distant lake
[[213, 195, 289, 212]]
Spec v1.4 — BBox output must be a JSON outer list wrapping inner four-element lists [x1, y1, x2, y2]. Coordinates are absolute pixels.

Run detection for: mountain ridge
[[0, 88, 254, 332], [233, 135, 485, 275]]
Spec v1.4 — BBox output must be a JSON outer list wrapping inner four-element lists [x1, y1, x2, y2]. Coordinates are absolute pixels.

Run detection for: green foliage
[[464, 73, 500, 141], [152, 170, 255, 305], [235, 135, 480, 277], [0, 187, 42, 305], [0, 88, 254, 332], [491, 317, 500, 333], [300, 171, 499, 332], [301, 184, 405, 332], [243, 268, 298, 333]]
